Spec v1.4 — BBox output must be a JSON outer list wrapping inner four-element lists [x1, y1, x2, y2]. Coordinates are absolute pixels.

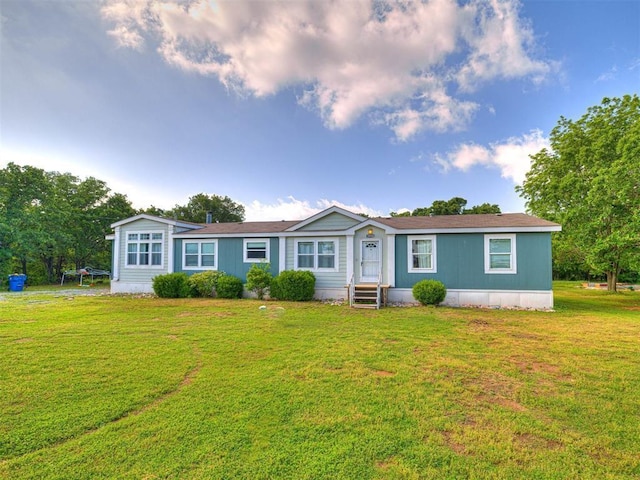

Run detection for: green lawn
[[1, 283, 639, 479]]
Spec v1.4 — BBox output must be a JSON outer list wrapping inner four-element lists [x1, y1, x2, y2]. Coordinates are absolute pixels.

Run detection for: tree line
[[0, 163, 245, 285], [390, 197, 501, 216], [3, 94, 638, 289]]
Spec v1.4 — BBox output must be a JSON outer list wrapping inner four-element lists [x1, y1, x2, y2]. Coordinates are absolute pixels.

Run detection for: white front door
[[360, 240, 380, 283]]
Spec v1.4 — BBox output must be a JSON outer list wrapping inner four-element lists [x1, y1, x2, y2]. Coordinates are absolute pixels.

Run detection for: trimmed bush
[[270, 270, 316, 301], [188, 271, 226, 298], [412, 279, 447, 306], [245, 263, 272, 300], [215, 275, 244, 299], [152, 273, 191, 298]]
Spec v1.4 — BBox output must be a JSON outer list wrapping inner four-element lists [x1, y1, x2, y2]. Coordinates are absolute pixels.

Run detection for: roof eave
[[110, 214, 202, 230]]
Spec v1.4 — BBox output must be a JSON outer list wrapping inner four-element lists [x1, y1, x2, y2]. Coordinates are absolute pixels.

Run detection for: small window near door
[[295, 239, 338, 271], [244, 239, 270, 262], [407, 235, 437, 273]]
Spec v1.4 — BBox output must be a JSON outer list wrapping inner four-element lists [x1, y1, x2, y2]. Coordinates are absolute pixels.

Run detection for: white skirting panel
[[313, 287, 349, 301], [388, 288, 554, 309], [110, 281, 155, 294]]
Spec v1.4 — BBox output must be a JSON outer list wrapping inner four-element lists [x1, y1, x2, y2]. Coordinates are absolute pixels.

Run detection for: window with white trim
[[244, 239, 269, 262], [485, 234, 517, 274], [408, 235, 437, 273], [183, 240, 217, 270], [294, 239, 338, 271], [126, 232, 164, 267]]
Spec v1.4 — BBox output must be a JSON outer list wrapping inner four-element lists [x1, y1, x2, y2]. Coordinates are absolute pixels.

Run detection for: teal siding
[[395, 233, 552, 291], [217, 238, 245, 277], [173, 239, 182, 273], [174, 237, 279, 281]]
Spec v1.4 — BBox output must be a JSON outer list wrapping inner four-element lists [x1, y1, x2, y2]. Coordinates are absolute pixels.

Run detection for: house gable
[[110, 213, 201, 232], [287, 206, 366, 232]]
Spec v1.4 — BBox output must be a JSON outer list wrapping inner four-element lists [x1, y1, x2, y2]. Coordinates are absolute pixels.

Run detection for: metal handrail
[[349, 274, 355, 308]]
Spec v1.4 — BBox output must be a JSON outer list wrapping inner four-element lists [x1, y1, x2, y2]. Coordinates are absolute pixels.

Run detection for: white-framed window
[[126, 232, 164, 267], [294, 239, 338, 271], [183, 240, 217, 270], [244, 239, 270, 262], [485, 234, 517, 274], [408, 235, 437, 273]]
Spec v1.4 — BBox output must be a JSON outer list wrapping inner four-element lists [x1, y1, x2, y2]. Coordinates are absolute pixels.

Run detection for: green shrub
[[245, 263, 272, 300], [152, 273, 191, 298], [412, 279, 447, 306], [270, 270, 316, 301], [215, 275, 244, 299], [188, 271, 226, 298]]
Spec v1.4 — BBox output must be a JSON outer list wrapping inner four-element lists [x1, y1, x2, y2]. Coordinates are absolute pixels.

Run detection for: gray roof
[[374, 213, 560, 230], [176, 213, 559, 235], [180, 220, 300, 235]]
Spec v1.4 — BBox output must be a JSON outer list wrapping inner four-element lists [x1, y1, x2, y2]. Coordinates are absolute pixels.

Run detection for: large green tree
[[1, 163, 248, 285], [0, 163, 137, 283], [0, 163, 52, 279], [391, 197, 501, 217], [168, 193, 245, 223], [518, 95, 640, 291]]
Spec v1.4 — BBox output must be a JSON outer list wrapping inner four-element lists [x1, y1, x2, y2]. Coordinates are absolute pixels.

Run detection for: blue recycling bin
[[8, 274, 27, 292]]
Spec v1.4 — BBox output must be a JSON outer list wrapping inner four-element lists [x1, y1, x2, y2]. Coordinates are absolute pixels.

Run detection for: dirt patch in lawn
[[373, 370, 395, 377], [515, 432, 563, 450], [375, 457, 399, 470], [441, 430, 467, 454], [14, 337, 34, 343], [472, 373, 527, 412], [468, 319, 489, 327], [512, 357, 573, 382]]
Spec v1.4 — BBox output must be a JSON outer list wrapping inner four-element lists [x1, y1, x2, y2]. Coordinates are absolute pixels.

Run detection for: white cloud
[[243, 196, 383, 221], [431, 129, 549, 184], [456, 0, 554, 91], [595, 65, 618, 83], [101, 0, 555, 141]]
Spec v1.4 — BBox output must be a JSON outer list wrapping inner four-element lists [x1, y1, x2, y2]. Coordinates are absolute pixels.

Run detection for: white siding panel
[[118, 219, 170, 285], [388, 288, 554, 309]]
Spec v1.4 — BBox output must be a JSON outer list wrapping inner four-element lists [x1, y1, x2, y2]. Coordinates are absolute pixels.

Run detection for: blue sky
[[1, 0, 638, 221]]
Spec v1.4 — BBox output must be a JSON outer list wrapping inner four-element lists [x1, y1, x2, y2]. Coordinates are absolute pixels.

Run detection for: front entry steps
[[350, 284, 390, 309]]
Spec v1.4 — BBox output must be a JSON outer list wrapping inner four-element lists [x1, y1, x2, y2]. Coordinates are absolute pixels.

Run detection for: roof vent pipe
[[206, 211, 213, 224]]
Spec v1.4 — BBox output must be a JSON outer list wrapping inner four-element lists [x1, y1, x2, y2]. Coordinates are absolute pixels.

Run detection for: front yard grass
[[0, 282, 639, 479]]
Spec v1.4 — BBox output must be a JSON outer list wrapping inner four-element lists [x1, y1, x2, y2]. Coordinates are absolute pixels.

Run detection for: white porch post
[[386, 234, 395, 286], [279, 237, 286, 273], [167, 227, 174, 273], [346, 234, 354, 283]]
